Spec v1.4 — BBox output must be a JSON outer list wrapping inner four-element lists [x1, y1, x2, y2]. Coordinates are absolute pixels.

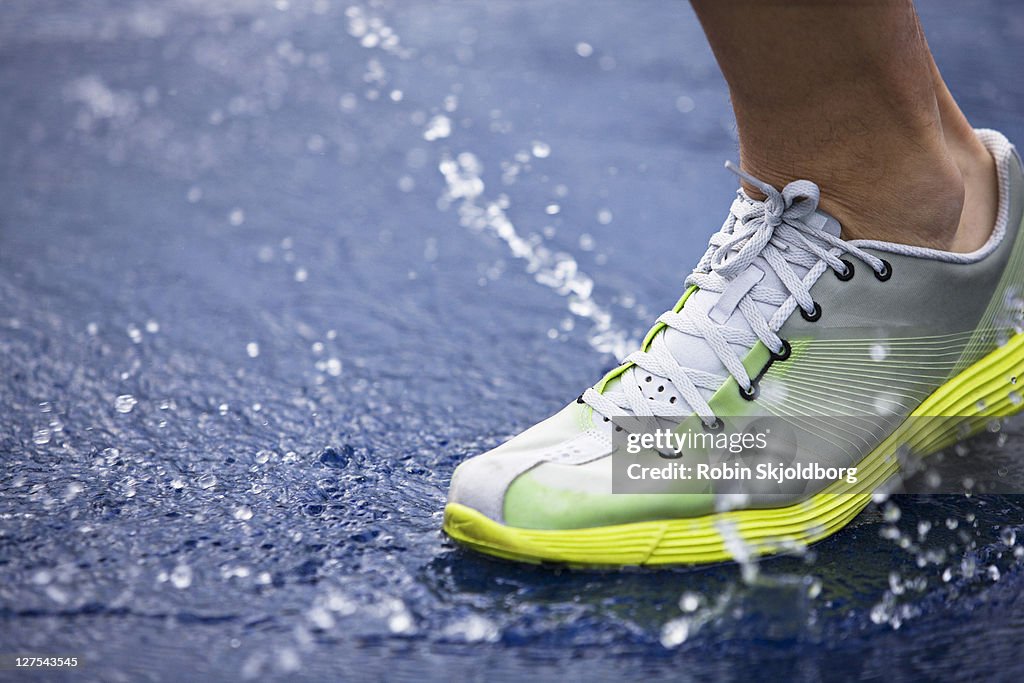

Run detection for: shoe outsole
[[443, 331, 1024, 567]]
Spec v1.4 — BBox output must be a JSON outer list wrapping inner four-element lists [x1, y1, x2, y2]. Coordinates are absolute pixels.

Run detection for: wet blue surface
[[3, 1, 1024, 680]]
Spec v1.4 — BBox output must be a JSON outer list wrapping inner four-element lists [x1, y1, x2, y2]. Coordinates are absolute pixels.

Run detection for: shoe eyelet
[[835, 259, 855, 282], [800, 302, 822, 322], [738, 382, 759, 401], [703, 417, 724, 432], [770, 339, 792, 362], [874, 259, 892, 282]]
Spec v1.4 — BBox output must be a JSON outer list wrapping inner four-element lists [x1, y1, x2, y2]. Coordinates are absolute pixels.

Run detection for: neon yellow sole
[[443, 331, 1024, 567]]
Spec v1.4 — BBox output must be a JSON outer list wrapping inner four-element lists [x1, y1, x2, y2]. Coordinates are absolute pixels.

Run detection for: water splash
[[436, 151, 637, 359]]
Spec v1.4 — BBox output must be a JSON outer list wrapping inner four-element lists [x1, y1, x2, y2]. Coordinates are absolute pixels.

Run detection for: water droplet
[[531, 140, 550, 158], [869, 344, 888, 362], [441, 614, 499, 643], [660, 618, 690, 648], [675, 95, 695, 113], [578, 233, 595, 251], [229, 208, 245, 226], [398, 175, 415, 192], [246, 342, 260, 358], [873, 393, 901, 416], [883, 503, 901, 522], [388, 608, 415, 634], [197, 473, 217, 489], [170, 476, 185, 490], [33, 428, 51, 445], [961, 555, 977, 579], [545, 203, 560, 215], [423, 115, 451, 141], [597, 209, 613, 225], [170, 563, 193, 589], [114, 395, 137, 413], [339, 93, 357, 112], [1001, 527, 1017, 547], [869, 602, 889, 625], [234, 505, 253, 521], [325, 358, 343, 376], [575, 42, 593, 58], [186, 186, 203, 203], [294, 267, 309, 282], [256, 450, 274, 464], [1011, 391, 1022, 405], [276, 648, 300, 673], [64, 482, 84, 501], [679, 592, 701, 612], [307, 606, 335, 630], [145, 319, 160, 333]]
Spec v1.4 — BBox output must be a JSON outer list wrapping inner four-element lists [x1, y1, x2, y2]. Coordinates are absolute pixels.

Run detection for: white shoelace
[[583, 163, 888, 428]]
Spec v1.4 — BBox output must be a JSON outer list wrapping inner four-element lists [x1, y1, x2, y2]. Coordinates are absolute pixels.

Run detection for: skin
[[690, 0, 997, 253]]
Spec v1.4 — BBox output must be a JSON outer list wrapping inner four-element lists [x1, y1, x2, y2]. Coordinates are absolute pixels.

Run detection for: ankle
[[829, 150, 967, 251], [946, 132, 999, 253], [738, 138, 969, 251]]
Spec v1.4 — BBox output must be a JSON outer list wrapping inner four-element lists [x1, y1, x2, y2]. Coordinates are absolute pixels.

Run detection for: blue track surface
[[3, 1, 1024, 680]]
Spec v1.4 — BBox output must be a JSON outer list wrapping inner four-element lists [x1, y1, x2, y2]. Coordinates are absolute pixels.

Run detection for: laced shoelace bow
[[583, 162, 889, 428]]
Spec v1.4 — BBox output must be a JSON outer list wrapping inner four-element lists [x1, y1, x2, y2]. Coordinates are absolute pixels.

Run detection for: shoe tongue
[[601, 205, 840, 410]]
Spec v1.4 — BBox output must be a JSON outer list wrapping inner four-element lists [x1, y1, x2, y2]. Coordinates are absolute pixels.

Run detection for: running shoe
[[445, 129, 1024, 566]]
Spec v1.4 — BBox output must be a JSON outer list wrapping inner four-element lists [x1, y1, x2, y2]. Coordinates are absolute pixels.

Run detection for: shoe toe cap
[[446, 401, 606, 523]]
